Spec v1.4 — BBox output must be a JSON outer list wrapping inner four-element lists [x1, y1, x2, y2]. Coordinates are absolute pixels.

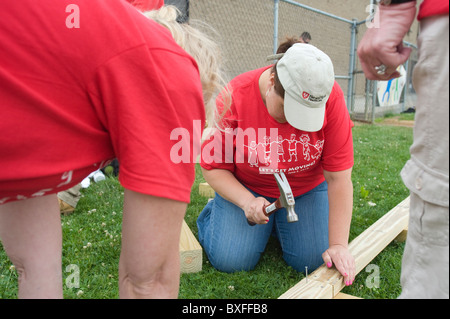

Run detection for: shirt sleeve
[[87, 45, 205, 203], [126, 0, 164, 11], [321, 82, 354, 172]]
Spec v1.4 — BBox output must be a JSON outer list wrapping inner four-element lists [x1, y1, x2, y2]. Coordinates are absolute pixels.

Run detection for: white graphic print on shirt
[[243, 133, 324, 174]]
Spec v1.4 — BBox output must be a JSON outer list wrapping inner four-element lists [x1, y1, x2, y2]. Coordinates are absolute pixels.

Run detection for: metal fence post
[[372, 80, 377, 123], [273, 0, 280, 54], [347, 19, 358, 113], [402, 43, 412, 112]]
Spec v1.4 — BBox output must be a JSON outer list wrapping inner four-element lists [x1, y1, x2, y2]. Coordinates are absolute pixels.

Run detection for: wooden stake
[[179, 220, 203, 274], [199, 182, 215, 198]]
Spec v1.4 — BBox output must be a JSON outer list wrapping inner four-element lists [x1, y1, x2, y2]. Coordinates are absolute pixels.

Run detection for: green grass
[[0, 124, 413, 299], [375, 111, 416, 123]]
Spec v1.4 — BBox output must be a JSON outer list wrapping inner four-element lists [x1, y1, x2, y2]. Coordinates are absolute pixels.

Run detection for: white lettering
[[170, 127, 191, 164], [65, 4, 80, 29], [65, 264, 80, 289], [366, 4, 380, 29], [365, 264, 380, 288], [182, 303, 216, 316]]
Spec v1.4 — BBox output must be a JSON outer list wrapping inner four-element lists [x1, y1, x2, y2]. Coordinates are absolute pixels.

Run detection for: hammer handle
[[247, 198, 282, 226], [264, 198, 282, 216]]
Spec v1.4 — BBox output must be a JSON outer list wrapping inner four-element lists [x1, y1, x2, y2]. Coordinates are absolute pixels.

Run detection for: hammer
[[248, 172, 298, 226]]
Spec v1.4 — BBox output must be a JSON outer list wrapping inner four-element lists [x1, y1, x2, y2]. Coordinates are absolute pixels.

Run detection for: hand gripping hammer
[[248, 172, 298, 226]]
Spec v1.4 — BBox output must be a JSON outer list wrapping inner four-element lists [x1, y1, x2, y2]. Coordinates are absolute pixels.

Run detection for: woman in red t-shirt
[[198, 39, 356, 285], [0, 1, 226, 298]]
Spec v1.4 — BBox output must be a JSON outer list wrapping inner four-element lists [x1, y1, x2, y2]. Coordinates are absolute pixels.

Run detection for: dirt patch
[[377, 116, 415, 128]]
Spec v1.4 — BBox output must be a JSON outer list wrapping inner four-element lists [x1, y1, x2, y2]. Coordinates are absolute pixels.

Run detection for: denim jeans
[[197, 181, 329, 273]]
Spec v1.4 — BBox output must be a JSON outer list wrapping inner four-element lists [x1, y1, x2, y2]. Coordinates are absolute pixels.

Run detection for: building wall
[[189, 0, 421, 102]]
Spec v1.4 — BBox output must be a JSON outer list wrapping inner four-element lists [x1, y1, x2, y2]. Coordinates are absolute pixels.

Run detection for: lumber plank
[[199, 182, 215, 198], [333, 292, 362, 299], [278, 278, 334, 299], [179, 220, 203, 273], [279, 196, 410, 299], [349, 196, 410, 275], [395, 225, 408, 243]]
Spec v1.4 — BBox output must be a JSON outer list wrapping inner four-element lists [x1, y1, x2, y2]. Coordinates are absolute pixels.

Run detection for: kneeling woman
[[198, 40, 356, 286]]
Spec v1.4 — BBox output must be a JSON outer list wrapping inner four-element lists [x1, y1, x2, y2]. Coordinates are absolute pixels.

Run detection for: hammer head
[[274, 172, 298, 223]]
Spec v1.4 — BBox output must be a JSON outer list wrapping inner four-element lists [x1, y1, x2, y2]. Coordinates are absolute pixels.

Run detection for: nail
[[344, 273, 348, 276], [327, 262, 332, 268], [345, 281, 350, 286]]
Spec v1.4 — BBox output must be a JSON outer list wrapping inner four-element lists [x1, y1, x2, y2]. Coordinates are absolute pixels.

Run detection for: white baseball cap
[[276, 43, 335, 132]]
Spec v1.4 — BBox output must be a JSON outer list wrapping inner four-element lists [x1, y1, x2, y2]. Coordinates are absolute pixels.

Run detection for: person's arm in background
[[357, 1, 417, 80], [322, 168, 355, 286]]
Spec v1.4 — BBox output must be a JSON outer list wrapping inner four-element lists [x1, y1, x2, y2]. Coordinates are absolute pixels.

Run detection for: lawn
[[0, 123, 413, 299]]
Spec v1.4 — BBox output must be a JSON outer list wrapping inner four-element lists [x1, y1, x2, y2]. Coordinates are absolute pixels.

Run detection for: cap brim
[[284, 92, 325, 132]]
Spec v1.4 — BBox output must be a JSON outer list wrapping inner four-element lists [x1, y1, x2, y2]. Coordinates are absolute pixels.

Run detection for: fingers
[[322, 247, 356, 286], [359, 54, 404, 81], [359, 59, 381, 81], [322, 250, 333, 269], [244, 197, 271, 225], [360, 61, 404, 82], [394, 43, 412, 66], [339, 262, 355, 287], [335, 258, 355, 286], [357, 32, 412, 81]]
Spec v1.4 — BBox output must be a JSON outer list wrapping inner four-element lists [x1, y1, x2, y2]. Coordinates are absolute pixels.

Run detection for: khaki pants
[[399, 193, 449, 298], [399, 15, 449, 299]]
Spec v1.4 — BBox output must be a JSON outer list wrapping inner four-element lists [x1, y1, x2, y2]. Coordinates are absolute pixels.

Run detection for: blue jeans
[[197, 181, 329, 273]]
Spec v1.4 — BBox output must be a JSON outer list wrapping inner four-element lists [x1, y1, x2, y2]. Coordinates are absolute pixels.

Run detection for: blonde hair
[[144, 6, 230, 129]]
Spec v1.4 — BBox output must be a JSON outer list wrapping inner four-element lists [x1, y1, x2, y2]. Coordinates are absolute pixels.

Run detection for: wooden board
[[333, 292, 362, 299], [279, 196, 410, 299], [179, 219, 203, 274], [278, 278, 334, 299], [395, 225, 408, 243], [199, 182, 215, 198], [349, 196, 410, 275]]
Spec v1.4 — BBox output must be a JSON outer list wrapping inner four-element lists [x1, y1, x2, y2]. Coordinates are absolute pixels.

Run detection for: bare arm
[[357, 1, 417, 80], [120, 189, 187, 298], [201, 167, 270, 225], [322, 168, 355, 285]]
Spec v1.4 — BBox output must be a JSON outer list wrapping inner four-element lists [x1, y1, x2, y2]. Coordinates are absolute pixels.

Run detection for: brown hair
[[271, 37, 301, 98]]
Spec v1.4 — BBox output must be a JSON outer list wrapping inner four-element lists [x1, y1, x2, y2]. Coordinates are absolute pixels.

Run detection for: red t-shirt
[[201, 66, 354, 198], [126, 0, 164, 11], [0, 0, 204, 204], [418, 0, 449, 20]]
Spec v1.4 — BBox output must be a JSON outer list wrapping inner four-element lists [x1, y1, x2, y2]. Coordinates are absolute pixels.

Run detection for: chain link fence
[[188, 0, 418, 123], [190, 0, 274, 79], [353, 20, 418, 122]]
